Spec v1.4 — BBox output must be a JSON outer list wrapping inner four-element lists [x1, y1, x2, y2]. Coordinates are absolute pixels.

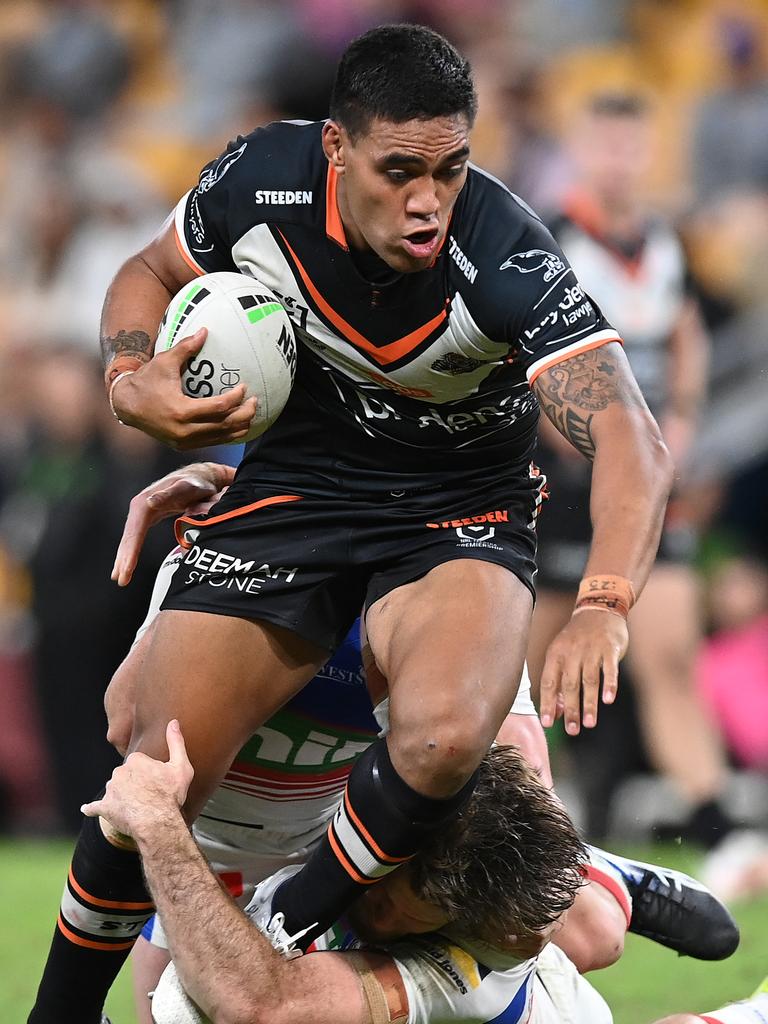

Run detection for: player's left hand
[[81, 721, 194, 839], [538, 609, 628, 735]]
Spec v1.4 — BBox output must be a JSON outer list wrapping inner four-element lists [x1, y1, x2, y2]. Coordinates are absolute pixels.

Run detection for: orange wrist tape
[[574, 574, 636, 620], [104, 354, 146, 388]]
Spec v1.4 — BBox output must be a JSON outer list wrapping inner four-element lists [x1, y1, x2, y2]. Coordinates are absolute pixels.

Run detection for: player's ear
[[322, 120, 346, 176]]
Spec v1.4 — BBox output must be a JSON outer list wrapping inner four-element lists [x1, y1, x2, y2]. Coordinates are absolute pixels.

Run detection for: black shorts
[[161, 469, 545, 651]]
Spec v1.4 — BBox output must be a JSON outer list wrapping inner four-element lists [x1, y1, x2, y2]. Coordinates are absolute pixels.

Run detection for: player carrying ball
[[29, 25, 672, 1023]]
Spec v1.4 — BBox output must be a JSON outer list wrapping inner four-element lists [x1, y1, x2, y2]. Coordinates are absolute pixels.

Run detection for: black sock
[[686, 798, 737, 850], [272, 738, 477, 948], [28, 812, 154, 1024]]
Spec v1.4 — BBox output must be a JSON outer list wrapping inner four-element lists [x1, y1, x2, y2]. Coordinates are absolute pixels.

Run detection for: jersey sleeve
[[499, 217, 622, 385], [173, 134, 258, 276], [385, 936, 535, 1024]]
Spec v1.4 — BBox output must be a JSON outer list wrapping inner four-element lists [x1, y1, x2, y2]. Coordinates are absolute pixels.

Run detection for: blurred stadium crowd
[[0, 0, 766, 886]]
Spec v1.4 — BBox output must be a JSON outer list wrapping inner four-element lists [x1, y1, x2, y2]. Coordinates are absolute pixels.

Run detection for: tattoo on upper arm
[[100, 330, 153, 369], [541, 403, 596, 460], [533, 346, 644, 461]]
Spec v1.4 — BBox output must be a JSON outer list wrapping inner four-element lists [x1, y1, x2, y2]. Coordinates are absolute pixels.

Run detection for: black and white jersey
[[550, 200, 689, 415], [174, 121, 620, 488]]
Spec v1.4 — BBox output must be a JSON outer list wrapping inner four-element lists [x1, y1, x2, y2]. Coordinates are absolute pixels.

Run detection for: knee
[[555, 883, 626, 973], [388, 712, 495, 797]]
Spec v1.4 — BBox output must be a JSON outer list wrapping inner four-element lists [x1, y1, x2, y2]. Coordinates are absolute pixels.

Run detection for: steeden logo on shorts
[[425, 510, 509, 529]]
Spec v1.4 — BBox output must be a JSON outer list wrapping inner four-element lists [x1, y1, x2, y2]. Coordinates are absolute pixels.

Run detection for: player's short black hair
[[587, 90, 650, 119], [330, 24, 477, 140]]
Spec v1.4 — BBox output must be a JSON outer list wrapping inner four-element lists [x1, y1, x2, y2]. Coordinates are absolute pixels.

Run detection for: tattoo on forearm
[[100, 330, 153, 369], [533, 346, 643, 461]]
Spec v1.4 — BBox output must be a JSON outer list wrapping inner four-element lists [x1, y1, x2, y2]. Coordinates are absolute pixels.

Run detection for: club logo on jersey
[[198, 142, 248, 194], [254, 190, 313, 205], [499, 249, 565, 281], [448, 236, 478, 283], [430, 352, 483, 375]]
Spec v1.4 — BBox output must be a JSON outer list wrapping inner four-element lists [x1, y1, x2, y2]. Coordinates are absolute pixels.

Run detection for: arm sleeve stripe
[[173, 191, 206, 276], [526, 330, 622, 384]]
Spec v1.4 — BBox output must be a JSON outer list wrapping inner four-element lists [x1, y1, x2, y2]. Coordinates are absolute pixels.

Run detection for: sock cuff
[[583, 847, 632, 929]]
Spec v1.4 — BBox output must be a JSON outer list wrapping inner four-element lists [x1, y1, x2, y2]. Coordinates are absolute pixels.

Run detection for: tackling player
[[85, 724, 754, 1024], [29, 26, 673, 1023]]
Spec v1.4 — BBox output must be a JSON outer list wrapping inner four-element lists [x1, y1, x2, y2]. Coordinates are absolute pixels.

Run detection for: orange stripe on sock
[[583, 864, 631, 929], [343, 791, 411, 866], [698, 1017, 724, 1023], [327, 823, 377, 886], [277, 229, 448, 367], [68, 868, 154, 911], [174, 494, 303, 548], [57, 914, 137, 952]]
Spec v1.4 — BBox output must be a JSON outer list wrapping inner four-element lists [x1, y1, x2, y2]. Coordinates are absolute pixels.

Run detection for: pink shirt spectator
[[698, 614, 768, 770]]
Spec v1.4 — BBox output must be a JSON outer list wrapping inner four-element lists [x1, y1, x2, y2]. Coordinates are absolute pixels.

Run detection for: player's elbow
[[633, 414, 674, 498], [651, 431, 674, 493]]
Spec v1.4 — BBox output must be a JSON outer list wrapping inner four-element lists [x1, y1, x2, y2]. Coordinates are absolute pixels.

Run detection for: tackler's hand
[[112, 461, 235, 585], [81, 721, 194, 840]]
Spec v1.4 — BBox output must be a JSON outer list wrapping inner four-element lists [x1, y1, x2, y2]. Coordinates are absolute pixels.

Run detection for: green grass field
[[2, 839, 765, 1024]]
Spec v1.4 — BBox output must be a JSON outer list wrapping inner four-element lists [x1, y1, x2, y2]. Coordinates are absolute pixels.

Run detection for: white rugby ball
[[151, 962, 210, 1024], [155, 271, 296, 443]]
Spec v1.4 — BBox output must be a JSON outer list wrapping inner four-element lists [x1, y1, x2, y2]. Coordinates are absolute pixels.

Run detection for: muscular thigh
[[129, 609, 327, 818], [366, 560, 533, 758]]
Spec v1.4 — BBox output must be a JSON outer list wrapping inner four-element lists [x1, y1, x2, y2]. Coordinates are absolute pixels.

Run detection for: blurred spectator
[[682, 192, 768, 495], [10, 0, 130, 124], [34, 147, 166, 348], [698, 555, 768, 771], [166, 0, 308, 137], [515, 0, 631, 56], [528, 92, 736, 847], [0, 346, 188, 832], [692, 14, 768, 202]]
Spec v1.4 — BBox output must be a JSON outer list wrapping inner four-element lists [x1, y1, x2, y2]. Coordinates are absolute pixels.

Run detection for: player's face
[[347, 868, 451, 942], [325, 114, 471, 273]]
